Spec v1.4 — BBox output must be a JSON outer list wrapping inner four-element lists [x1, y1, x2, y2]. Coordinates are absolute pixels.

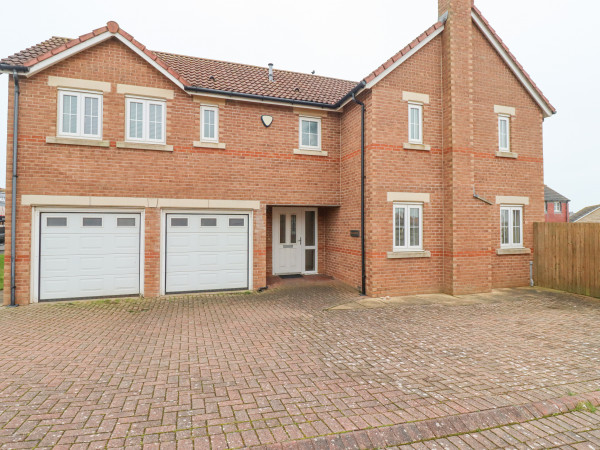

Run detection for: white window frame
[[500, 205, 524, 249], [125, 97, 166, 144], [299, 116, 322, 151], [554, 201, 562, 213], [408, 102, 423, 144], [200, 105, 219, 143], [57, 89, 103, 139], [393, 203, 423, 252], [498, 115, 510, 152]]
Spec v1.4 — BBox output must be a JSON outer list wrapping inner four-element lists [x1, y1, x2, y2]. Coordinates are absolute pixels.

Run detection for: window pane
[[47, 217, 67, 227], [305, 249, 315, 272], [203, 109, 215, 139], [171, 218, 188, 227], [395, 207, 405, 247], [82, 217, 102, 227], [501, 209, 510, 245], [512, 209, 521, 244], [309, 121, 317, 134], [117, 218, 136, 227], [279, 215, 286, 244], [305, 211, 315, 246], [129, 102, 143, 138], [309, 133, 318, 147], [301, 121, 310, 146], [84, 97, 98, 135], [229, 218, 245, 227], [201, 218, 217, 227], [499, 118, 508, 149], [290, 215, 297, 243], [62, 95, 78, 133], [149, 104, 163, 140], [409, 208, 420, 247]]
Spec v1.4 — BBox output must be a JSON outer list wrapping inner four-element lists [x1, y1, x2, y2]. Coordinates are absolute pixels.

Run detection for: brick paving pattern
[[1, 281, 599, 448]]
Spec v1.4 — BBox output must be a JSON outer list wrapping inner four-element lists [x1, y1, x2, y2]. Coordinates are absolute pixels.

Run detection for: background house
[[544, 185, 569, 222], [570, 205, 600, 223]]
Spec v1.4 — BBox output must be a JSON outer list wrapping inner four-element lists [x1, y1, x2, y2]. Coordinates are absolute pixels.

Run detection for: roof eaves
[[363, 21, 445, 88], [7, 22, 190, 89]]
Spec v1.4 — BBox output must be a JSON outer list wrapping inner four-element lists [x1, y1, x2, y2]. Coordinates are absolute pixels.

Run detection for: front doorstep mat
[[279, 274, 304, 279]]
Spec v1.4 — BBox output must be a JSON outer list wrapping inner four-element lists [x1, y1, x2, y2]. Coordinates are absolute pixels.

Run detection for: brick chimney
[[440, 0, 493, 295]]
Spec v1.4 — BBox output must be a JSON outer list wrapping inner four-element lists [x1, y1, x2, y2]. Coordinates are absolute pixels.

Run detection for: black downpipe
[[351, 92, 366, 296], [9, 70, 20, 307]]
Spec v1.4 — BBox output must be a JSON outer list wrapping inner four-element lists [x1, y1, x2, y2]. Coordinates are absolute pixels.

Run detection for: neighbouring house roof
[[0, 7, 556, 114], [544, 185, 570, 203], [570, 205, 600, 223]]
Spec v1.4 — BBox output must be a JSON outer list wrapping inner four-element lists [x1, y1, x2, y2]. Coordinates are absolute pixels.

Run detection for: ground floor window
[[393, 204, 423, 251], [500, 205, 523, 248]]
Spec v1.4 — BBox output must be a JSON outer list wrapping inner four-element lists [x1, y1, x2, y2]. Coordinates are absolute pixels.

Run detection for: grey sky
[[1, 0, 598, 212]]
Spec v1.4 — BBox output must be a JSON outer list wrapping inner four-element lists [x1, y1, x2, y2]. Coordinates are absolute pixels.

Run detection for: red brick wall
[[365, 35, 445, 297], [3, 38, 342, 305], [470, 25, 544, 289], [545, 202, 569, 222], [4, 6, 548, 303]]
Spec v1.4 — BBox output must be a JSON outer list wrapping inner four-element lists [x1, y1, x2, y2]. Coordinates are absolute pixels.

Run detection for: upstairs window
[[201, 105, 219, 143], [554, 201, 562, 213], [408, 103, 423, 144], [126, 97, 166, 144], [498, 115, 510, 152], [393, 204, 423, 251], [500, 205, 523, 248], [299, 116, 321, 150], [58, 90, 102, 139]]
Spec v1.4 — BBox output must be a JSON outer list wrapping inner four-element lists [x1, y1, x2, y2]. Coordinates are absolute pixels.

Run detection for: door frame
[[30, 207, 145, 303], [159, 209, 254, 296], [272, 207, 318, 276]]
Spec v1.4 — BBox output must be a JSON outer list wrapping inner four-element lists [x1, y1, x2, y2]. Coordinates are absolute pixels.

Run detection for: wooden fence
[[534, 222, 600, 298]]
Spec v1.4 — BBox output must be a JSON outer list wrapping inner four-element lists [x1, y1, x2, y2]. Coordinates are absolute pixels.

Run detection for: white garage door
[[39, 212, 141, 301], [165, 213, 249, 293]]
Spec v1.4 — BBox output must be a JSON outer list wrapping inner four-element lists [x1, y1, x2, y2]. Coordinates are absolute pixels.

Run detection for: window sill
[[403, 143, 431, 151], [496, 151, 518, 159], [496, 247, 531, 255], [387, 250, 431, 259], [193, 141, 226, 149], [293, 148, 328, 157], [116, 142, 173, 152], [46, 136, 110, 147]]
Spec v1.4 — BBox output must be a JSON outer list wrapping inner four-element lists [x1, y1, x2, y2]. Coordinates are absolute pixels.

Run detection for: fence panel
[[534, 222, 600, 298]]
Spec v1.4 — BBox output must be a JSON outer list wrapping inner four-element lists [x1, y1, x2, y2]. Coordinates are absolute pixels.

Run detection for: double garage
[[35, 210, 251, 301]]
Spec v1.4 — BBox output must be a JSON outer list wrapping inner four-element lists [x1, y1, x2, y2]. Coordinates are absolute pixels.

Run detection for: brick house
[[571, 205, 600, 223], [544, 185, 570, 222], [1, 0, 555, 305]]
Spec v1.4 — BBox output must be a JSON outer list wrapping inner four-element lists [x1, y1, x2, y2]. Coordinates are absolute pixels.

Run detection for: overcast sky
[[0, 0, 598, 212]]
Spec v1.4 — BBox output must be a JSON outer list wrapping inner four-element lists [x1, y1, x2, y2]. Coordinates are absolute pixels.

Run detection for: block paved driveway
[[1, 281, 600, 449]]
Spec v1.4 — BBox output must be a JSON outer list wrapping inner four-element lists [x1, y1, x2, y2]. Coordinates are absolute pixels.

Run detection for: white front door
[[273, 207, 318, 275]]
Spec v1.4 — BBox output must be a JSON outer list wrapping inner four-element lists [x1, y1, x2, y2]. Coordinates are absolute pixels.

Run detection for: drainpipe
[[9, 70, 20, 307], [351, 92, 366, 296]]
